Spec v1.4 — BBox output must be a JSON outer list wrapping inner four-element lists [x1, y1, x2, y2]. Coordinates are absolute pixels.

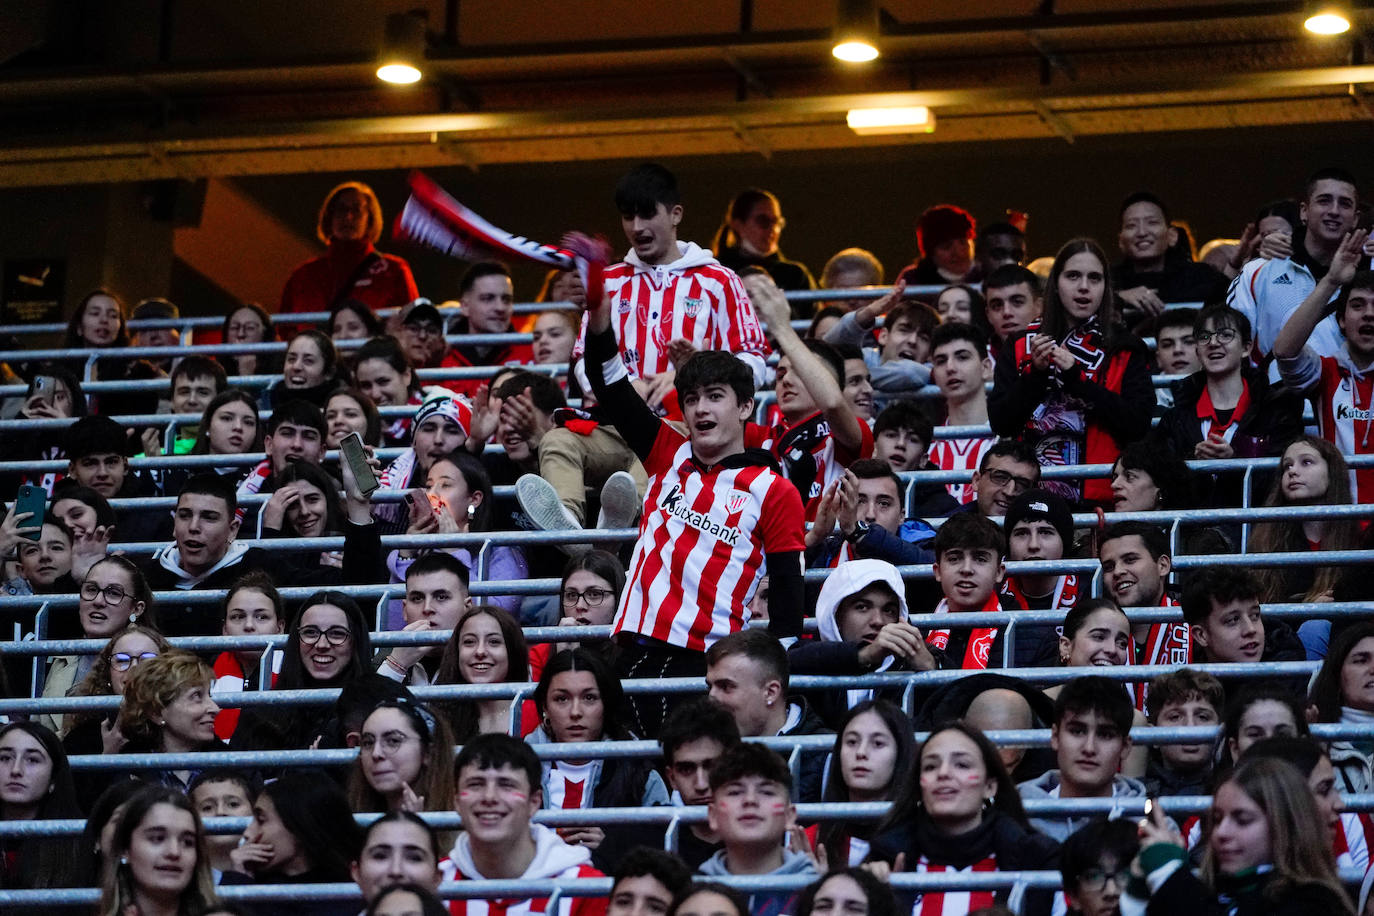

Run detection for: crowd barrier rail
[[0, 662, 1320, 719], [10, 789, 1374, 841], [0, 289, 1208, 339]]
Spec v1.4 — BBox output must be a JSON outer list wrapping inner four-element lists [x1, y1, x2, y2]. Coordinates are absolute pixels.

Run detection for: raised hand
[[1329, 229, 1370, 288]]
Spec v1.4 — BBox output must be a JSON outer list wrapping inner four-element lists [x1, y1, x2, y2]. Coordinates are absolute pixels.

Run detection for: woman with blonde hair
[[99, 785, 219, 916], [1126, 756, 1352, 915], [117, 650, 223, 792], [281, 181, 418, 316]]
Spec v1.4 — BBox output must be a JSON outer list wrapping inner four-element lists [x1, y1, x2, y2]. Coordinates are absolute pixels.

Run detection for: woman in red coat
[[281, 181, 418, 317]]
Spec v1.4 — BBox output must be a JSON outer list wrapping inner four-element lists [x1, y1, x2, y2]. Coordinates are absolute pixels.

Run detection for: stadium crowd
[[0, 161, 1373, 916]]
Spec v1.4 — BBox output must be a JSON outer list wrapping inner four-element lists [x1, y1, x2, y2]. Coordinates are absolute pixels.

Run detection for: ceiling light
[[1305, 2, 1351, 33], [833, 0, 880, 63], [847, 106, 935, 135], [377, 11, 427, 84]]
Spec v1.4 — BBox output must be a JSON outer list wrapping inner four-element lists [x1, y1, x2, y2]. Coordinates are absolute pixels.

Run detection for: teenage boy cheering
[[1274, 227, 1374, 501], [443, 733, 607, 916], [581, 281, 805, 735]]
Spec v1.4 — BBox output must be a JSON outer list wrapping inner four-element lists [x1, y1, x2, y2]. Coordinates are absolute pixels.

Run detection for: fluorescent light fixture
[[1305, 8, 1351, 33], [833, 0, 880, 63], [847, 106, 935, 135], [378, 11, 427, 85]]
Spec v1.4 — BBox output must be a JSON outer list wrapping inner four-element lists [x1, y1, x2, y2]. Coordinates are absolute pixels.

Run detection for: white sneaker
[[596, 470, 640, 530], [515, 474, 588, 555]]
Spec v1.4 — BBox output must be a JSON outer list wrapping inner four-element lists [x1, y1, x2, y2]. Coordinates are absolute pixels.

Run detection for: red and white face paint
[[706, 774, 793, 849]]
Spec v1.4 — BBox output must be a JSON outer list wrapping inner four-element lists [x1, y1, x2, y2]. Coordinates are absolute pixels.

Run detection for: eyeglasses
[[1195, 327, 1239, 345], [359, 732, 419, 754], [111, 652, 158, 672], [298, 625, 353, 647], [562, 587, 612, 607], [81, 582, 131, 604], [985, 468, 1036, 493], [406, 323, 443, 338], [1078, 868, 1130, 892]]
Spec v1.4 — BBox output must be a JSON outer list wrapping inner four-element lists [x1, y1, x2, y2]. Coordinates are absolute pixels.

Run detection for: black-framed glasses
[[1195, 327, 1239, 345], [985, 468, 1036, 493], [81, 581, 130, 604], [1078, 868, 1130, 892], [562, 587, 611, 607], [111, 652, 158, 672], [298, 625, 352, 647]]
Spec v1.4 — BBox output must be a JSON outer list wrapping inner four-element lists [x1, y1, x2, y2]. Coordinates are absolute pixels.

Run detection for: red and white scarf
[[927, 593, 1005, 670]]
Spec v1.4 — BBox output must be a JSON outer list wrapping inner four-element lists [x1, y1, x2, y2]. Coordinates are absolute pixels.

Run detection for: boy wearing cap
[[375, 392, 472, 530], [787, 558, 936, 728], [1000, 488, 1079, 667]]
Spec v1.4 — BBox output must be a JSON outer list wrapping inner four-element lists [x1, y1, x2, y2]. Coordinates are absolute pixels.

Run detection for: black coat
[[141, 547, 284, 637], [1153, 370, 1305, 507], [1141, 864, 1351, 916]]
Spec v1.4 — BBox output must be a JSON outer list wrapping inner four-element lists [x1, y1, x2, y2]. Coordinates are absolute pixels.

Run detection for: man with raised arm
[[580, 280, 805, 736]]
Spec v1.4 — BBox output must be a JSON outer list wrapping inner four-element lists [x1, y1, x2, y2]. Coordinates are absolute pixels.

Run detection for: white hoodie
[[153, 540, 252, 589], [439, 824, 603, 916], [814, 558, 910, 708]]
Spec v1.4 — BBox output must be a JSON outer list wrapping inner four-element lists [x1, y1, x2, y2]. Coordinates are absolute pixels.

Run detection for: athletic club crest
[[682, 297, 704, 318], [726, 493, 747, 514]]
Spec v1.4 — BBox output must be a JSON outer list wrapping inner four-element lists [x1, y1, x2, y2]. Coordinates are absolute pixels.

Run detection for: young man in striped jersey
[[927, 321, 996, 506], [573, 162, 771, 402], [442, 733, 607, 916], [1275, 227, 1374, 501], [582, 279, 806, 737]]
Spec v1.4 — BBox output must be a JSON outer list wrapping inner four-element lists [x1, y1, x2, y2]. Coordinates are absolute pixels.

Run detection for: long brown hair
[[1039, 238, 1130, 352], [1201, 757, 1351, 911], [1250, 435, 1359, 601], [66, 625, 171, 732], [434, 605, 529, 740], [99, 786, 219, 916], [347, 697, 456, 816]]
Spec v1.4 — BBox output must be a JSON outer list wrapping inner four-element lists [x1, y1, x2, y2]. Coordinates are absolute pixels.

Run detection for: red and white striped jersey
[[573, 241, 770, 390], [1279, 346, 1374, 500], [547, 762, 594, 810], [747, 412, 874, 519], [909, 855, 999, 916], [439, 825, 607, 916], [1336, 810, 1374, 872], [928, 436, 997, 505], [612, 423, 806, 651]]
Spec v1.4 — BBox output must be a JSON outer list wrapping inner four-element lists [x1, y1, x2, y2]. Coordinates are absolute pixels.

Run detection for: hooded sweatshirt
[[439, 823, 607, 916], [1017, 769, 1150, 841], [790, 560, 913, 728], [573, 240, 771, 395], [143, 542, 276, 636], [698, 845, 819, 916]]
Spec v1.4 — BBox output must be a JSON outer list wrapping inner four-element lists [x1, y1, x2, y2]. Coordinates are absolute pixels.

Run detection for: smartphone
[[31, 375, 53, 405], [338, 432, 380, 497], [14, 484, 46, 541]]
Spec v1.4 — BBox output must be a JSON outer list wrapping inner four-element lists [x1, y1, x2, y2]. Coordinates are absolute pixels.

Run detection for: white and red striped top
[[1280, 347, 1374, 501], [611, 424, 806, 651], [747, 411, 874, 520], [1130, 595, 1187, 711], [439, 825, 607, 916], [909, 855, 999, 916], [574, 241, 771, 390], [928, 436, 997, 505]]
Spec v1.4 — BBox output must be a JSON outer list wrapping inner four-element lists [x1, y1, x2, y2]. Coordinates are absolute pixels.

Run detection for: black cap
[[402, 302, 442, 328], [1004, 488, 1074, 549]]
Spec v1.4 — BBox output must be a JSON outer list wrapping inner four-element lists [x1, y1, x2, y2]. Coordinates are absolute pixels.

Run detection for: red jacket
[[280, 240, 418, 315]]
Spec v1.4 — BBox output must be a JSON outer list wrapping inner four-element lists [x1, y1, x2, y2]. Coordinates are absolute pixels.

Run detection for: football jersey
[[1279, 345, 1374, 500], [747, 411, 874, 519], [929, 436, 997, 505], [612, 423, 805, 651], [573, 241, 770, 390], [909, 855, 999, 916]]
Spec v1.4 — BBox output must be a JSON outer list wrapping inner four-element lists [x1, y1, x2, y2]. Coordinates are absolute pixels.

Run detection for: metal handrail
[[0, 662, 1319, 716]]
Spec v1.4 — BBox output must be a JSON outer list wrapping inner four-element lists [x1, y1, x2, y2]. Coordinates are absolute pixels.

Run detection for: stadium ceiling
[[0, 0, 1371, 187]]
